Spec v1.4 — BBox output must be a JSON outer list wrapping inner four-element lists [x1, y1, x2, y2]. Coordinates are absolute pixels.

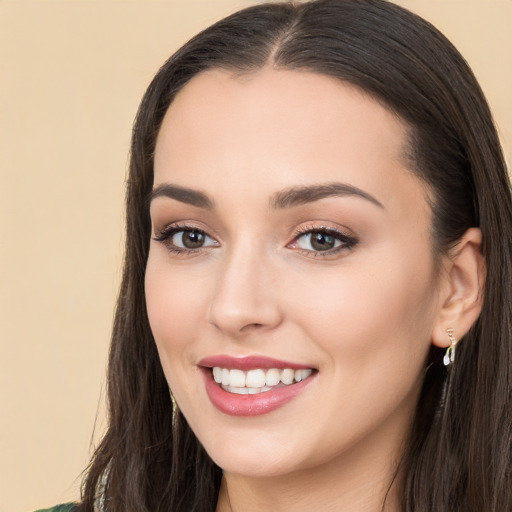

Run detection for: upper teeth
[[212, 367, 313, 388]]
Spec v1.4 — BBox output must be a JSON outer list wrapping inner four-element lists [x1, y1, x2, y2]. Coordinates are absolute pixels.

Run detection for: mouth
[[199, 356, 317, 416], [212, 367, 314, 395]]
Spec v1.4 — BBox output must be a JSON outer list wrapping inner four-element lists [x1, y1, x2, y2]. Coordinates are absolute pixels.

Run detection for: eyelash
[[289, 225, 358, 257], [153, 223, 358, 257], [153, 223, 215, 255]]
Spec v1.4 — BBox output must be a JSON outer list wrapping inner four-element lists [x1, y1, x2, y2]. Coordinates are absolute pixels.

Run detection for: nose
[[208, 244, 283, 338]]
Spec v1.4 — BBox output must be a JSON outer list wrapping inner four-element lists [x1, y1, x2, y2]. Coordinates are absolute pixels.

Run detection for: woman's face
[[146, 69, 445, 478]]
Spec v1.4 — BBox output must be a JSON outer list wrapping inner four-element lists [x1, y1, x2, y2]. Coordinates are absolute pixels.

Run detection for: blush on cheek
[[146, 262, 195, 333], [145, 266, 214, 396], [291, 260, 435, 358]]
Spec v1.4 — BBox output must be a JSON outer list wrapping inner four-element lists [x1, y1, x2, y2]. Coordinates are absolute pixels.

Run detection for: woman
[[40, 0, 512, 510]]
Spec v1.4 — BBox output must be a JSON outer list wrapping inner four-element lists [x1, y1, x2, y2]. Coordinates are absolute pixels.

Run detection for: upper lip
[[198, 355, 315, 371]]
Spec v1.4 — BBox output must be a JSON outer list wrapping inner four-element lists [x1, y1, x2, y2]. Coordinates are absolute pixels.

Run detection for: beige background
[[0, 1, 510, 511]]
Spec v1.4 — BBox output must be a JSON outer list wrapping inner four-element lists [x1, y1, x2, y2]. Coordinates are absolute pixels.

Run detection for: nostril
[[243, 323, 263, 331]]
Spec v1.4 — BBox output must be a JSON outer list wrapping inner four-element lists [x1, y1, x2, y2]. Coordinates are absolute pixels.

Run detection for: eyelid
[[152, 222, 220, 254], [287, 224, 358, 256], [152, 220, 358, 257], [153, 220, 216, 240]]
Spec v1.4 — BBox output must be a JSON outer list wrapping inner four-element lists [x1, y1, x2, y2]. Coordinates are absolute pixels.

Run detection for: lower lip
[[202, 369, 316, 417]]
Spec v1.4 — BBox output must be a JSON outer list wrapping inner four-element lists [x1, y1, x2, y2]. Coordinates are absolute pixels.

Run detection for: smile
[[212, 367, 313, 395], [199, 356, 317, 416]]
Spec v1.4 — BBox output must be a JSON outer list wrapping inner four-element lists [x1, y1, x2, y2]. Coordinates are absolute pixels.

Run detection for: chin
[[211, 453, 299, 478], [210, 435, 329, 480]]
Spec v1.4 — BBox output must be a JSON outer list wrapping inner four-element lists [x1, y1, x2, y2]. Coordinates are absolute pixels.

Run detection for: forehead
[[154, 68, 425, 214], [155, 67, 410, 167]]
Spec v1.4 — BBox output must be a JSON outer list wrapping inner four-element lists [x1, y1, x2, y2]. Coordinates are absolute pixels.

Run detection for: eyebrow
[[150, 183, 214, 209], [149, 181, 383, 211], [270, 182, 384, 209]]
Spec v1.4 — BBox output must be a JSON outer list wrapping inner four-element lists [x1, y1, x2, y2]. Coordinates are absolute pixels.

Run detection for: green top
[[34, 505, 77, 512]]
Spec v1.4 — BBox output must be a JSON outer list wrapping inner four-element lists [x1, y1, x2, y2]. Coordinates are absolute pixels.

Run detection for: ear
[[431, 227, 486, 348]]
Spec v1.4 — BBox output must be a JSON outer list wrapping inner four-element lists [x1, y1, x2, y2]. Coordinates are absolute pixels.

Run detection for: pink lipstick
[[199, 355, 317, 416]]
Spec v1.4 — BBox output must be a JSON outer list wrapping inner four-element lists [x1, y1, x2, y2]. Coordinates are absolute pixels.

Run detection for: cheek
[[286, 252, 438, 366], [285, 257, 437, 451], [145, 256, 208, 369], [145, 257, 213, 417]]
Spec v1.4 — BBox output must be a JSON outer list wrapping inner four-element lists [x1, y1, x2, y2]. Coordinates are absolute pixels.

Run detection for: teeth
[[265, 368, 281, 386], [212, 367, 314, 390], [281, 368, 295, 385], [246, 369, 266, 388], [302, 369, 313, 380], [229, 369, 246, 387], [225, 385, 273, 395], [213, 367, 222, 383]]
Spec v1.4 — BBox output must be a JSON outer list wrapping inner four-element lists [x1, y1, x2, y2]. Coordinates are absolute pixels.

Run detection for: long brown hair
[[79, 1, 512, 510]]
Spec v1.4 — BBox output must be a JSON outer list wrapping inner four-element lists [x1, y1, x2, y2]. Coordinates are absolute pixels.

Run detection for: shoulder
[[34, 505, 78, 512]]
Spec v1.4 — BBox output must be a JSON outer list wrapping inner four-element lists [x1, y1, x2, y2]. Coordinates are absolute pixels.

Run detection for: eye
[[172, 229, 214, 249], [289, 227, 358, 255], [153, 225, 218, 253], [296, 231, 340, 251]]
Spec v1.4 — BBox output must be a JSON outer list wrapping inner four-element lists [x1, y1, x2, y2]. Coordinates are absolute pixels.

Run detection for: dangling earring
[[169, 388, 179, 414], [443, 328, 457, 366]]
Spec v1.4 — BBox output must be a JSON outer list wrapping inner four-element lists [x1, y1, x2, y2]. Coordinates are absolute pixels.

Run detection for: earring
[[169, 388, 180, 415], [443, 328, 457, 366]]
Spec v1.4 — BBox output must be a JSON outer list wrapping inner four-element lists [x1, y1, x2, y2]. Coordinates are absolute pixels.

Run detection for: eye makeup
[[153, 223, 219, 255], [152, 221, 358, 258], [287, 224, 358, 257]]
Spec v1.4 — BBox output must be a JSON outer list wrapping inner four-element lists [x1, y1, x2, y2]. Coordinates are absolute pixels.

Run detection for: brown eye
[[153, 225, 218, 254], [296, 231, 340, 252], [310, 232, 336, 251], [177, 230, 206, 249], [292, 228, 358, 255]]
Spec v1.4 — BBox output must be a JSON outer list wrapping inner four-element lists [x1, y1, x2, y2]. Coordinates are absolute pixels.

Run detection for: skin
[[145, 68, 484, 512]]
